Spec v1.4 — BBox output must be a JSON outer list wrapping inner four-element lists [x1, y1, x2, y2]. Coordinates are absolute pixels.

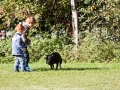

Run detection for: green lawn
[[0, 61, 120, 90]]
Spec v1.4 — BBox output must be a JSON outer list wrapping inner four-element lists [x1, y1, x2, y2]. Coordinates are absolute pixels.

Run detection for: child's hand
[[26, 38, 31, 45], [23, 48, 27, 52], [27, 39, 31, 43]]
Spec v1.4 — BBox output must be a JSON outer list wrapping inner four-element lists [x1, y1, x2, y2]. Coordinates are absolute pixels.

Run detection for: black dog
[[46, 52, 62, 69]]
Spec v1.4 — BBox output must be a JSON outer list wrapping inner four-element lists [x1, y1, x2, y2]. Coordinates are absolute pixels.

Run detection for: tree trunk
[[71, 0, 78, 47]]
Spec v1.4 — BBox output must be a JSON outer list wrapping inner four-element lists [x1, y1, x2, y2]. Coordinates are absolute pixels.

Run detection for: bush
[[27, 35, 73, 62], [77, 32, 120, 63], [1, 32, 120, 63], [0, 38, 13, 63]]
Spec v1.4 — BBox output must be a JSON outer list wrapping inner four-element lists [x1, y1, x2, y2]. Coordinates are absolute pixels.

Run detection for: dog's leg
[[56, 63, 58, 69], [50, 65, 53, 69], [59, 63, 61, 69], [50, 64, 54, 69], [52, 64, 54, 69]]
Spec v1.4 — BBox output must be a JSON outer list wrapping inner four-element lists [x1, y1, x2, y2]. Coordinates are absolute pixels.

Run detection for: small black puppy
[[46, 52, 62, 69]]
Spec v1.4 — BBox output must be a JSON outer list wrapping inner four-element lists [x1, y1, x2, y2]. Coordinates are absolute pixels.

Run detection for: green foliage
[[0, 0, 70, 31], [0, 38, 13, 63], [1, 0, 120, 63], [29, 36, 73, 61], [1, 32, 120, 63], [77, 32, 119, 63], [77, 0, 120, 41], [95, 41, 116, 63]]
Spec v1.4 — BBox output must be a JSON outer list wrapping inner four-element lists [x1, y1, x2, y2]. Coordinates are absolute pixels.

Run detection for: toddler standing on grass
[[20, 16, 36, 71], [12, 24, 26, 72]]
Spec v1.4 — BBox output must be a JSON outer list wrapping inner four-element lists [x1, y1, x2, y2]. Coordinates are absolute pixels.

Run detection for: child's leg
[[14, 57, 19, 72], [18, 57, 25, 72], [24, 50, 31, 70]]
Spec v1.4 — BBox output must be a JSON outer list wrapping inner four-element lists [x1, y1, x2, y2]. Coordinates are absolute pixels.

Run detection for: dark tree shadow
[[33, 67, 106, 72], [60, 67, 105, 71], [33, 68, 51, 71]]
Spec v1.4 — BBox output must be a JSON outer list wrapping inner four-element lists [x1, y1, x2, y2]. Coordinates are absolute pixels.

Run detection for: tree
[[71, 0, 78, 46]]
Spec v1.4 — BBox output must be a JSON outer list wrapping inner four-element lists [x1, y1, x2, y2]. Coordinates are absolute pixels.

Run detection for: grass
[[0, 61, 120, 90]]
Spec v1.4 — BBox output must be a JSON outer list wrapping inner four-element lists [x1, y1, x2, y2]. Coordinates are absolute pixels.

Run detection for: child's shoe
[[25, 63, 33, 71], [25, 67, 33, 71]]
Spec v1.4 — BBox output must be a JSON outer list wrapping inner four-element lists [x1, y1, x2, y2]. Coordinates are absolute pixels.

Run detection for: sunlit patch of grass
[[0, 62, 120, 90]]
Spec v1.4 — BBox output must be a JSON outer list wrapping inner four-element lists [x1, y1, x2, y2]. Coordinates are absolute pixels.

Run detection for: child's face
[[26, 17, 35, 27], [28, 21, 35, 27]]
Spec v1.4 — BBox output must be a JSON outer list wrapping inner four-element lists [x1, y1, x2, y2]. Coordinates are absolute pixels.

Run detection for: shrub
[[0, 38, 13, 63], [1, 32, 120, 63]]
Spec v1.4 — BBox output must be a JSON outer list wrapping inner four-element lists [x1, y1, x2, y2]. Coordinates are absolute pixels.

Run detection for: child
[[20, 16, 36, 71], [12, 24, 26, 72]]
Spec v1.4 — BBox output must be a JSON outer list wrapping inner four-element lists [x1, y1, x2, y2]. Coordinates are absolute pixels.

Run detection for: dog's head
[[46, 54, 54, 65]]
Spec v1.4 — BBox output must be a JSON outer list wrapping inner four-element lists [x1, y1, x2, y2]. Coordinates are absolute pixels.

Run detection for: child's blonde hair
[[15, 24, 24, 32]]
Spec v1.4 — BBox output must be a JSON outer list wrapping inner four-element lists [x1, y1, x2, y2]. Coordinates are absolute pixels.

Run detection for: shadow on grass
[[33, 67, 106, 71]]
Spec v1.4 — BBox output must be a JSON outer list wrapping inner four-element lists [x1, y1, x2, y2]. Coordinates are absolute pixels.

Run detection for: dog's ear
[[51, 54, 54, 57], [46, 55, 49, 60], [52, 52, 55, 54]]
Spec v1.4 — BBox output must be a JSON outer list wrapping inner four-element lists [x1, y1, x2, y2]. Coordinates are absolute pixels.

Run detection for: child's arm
[[21, 34, 31, 45]]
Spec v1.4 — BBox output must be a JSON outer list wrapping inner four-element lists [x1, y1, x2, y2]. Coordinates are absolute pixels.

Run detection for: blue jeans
[[14, 56, 25, 72], [24, 50, 29, 64], [24, 50, 31, 70]]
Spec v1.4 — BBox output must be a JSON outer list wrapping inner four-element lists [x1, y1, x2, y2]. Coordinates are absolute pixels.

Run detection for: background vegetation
[[0, 0, 120, 63]]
